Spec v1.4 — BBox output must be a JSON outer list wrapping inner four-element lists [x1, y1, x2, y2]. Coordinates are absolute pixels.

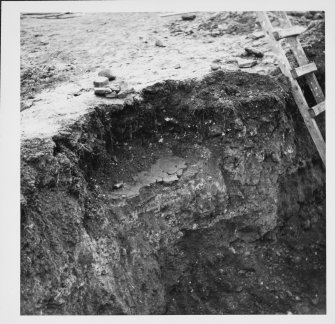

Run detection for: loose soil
[[20, 11, 326, 315]]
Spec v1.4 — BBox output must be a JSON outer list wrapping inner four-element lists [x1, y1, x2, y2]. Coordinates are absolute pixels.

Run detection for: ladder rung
[[309, 101, 325, 117], [291, 62, 318, 79], [273, 26, 306, 40]]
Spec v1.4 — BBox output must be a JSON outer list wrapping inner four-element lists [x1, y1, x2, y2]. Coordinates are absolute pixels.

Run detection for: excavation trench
[[20, 71, 325, 315]]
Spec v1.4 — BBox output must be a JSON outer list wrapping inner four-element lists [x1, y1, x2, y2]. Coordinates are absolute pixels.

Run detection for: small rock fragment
[[117, 88, 136, 99], [218, 23, 228, 31], [113, 182, 123, 190], [174, 64, 181, 69], [182, 14, 196, 21], [235, 285, 243, 293], [302, 219, 311, 230], [176, 169, 183, 177], [164, 117, 178, 124], [311, 295, 319, 305], [237, 58, 257, 68], [245, 47, 264, 58], [271, 152, 281, 163], [98, 69, 116, 81], [162, 174, 179, 184], [21, 194, 27, 206], [225, 57, 238, 64], [124, 96, 134, 106], [109, 84, 121, 93], [94, 87, 112, 96], [208, 125, 223, 137], [211, 30, 221, 37], [304, 12, 314, 19], [155, 39, 166, 47], [250, 31, 264, 40], [105, 92, 118, 98], [314, 12, 323, 19], [93, 77, 109, 87], [211, 63, 221, 71]]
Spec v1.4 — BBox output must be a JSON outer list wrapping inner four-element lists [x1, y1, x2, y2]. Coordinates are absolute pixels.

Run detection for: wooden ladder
[[257, 11, 325, 166]]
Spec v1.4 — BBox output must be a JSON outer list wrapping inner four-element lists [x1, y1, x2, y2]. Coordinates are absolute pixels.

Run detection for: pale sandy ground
[[21, 12, 280, 140]]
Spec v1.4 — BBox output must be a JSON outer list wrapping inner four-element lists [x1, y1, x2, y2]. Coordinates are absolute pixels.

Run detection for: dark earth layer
[[21, 70, 325, 315]]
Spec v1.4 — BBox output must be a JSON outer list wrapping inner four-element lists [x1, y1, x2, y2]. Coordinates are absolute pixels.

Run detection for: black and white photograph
[[1, 0, 334, 320]]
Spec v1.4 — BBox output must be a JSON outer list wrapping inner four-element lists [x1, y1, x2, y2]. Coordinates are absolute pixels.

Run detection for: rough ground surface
[[21, 12, 325, 315]]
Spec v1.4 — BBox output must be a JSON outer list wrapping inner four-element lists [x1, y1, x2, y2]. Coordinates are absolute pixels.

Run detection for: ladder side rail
[[285, 37, 325, 104], [275, 11, 292, 27], [274, 11, 325, 104], [257, 12, 325, 166]]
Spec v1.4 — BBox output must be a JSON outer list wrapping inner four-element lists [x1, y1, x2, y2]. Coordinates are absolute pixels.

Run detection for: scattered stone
[[181, 14, 196, 21], [314, 12, 324, 20], [162, 174, 179, 184], [305, 12, 314, 19], [93, 77, 109, 87], [124, 96, 135, 106], [21, 194, 27, 206], [252, 39, 266, 47], [98, 69, 116, 81], [176, 169, 183, 177], [113, 183, 123, 190], [117, 88, 136, 99], [208, 124, 223, 137], [174, 64, 181, 69], [155, 39, 166, 47], [245, 47, 264, 58], [253, 67, 266, 75], [218, 23, 228, 31], [311, 295, 319, 305], [302, 219, 311, 230], [225, 58, 238, 64], [211, 30, 221, 37], [109, 84, 121, 93], [235, 285, 243, 293], [164, 117, 178, 124], [271, 152, 281, 163], [94, 87, 112, 96], [21, 100, 34, 111], [105, 92, 118, 98], [211, 63, 221, 71], [237, 58, 257, 68], [250, 31, 264, 40], [286, 290, 293, 297], [239, 50, 248, 57]]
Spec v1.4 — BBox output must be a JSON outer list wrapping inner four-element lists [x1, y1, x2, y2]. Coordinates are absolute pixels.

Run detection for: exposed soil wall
[[21, 71, 325, 315]]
